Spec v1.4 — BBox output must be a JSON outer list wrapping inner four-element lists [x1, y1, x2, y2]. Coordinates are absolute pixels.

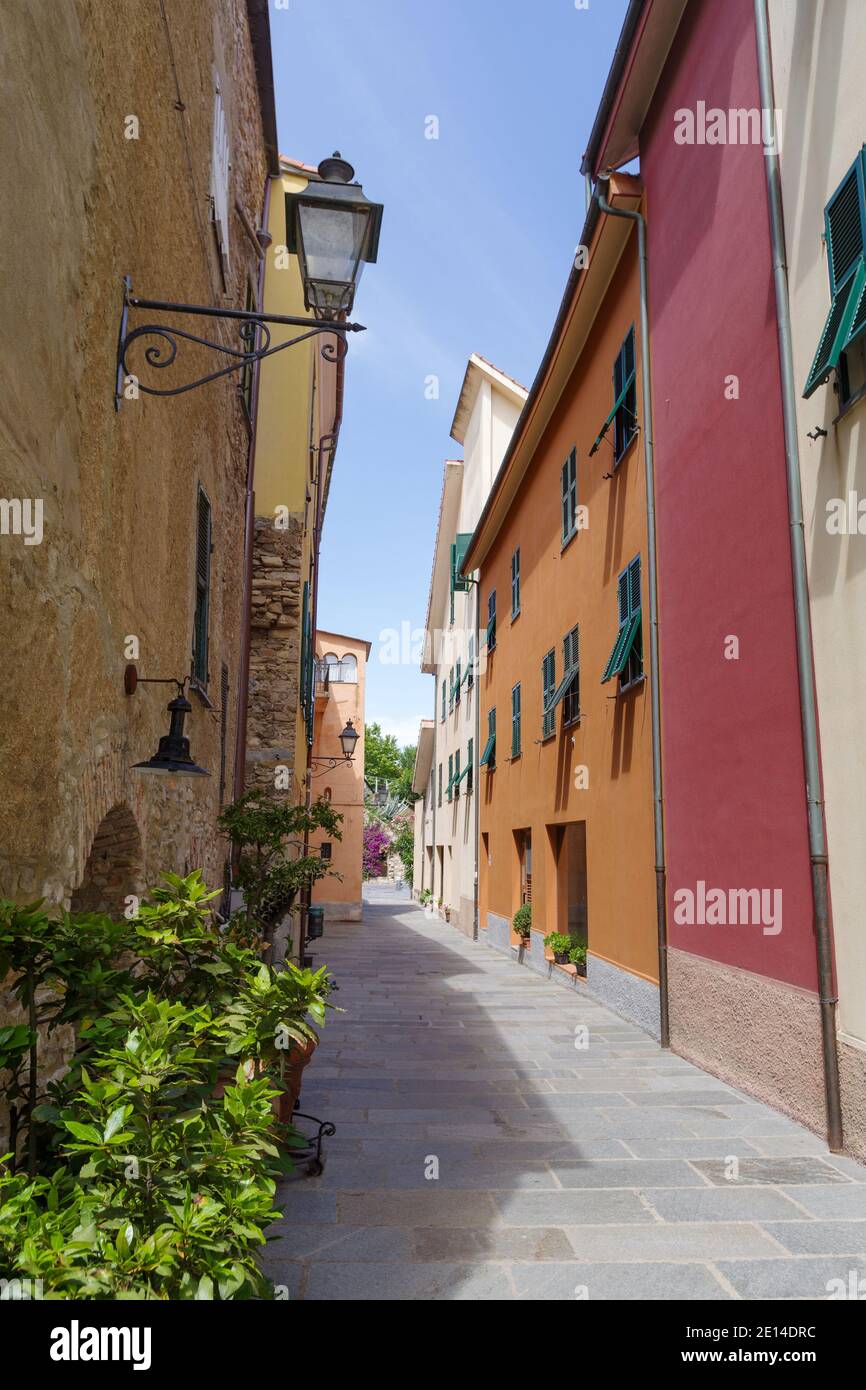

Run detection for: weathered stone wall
[[245, 513, 305, 792], [0, 0, 269, 906], [0, 0, 270, 1152]]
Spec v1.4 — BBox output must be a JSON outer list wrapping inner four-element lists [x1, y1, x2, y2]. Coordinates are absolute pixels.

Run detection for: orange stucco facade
[[310, 630, 369, 921], [472, 186, 659, 1016]]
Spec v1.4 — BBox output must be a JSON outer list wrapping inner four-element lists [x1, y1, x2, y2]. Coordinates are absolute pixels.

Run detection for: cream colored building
[[416, 356, 526, 935], [769, 0, 866, 1158]]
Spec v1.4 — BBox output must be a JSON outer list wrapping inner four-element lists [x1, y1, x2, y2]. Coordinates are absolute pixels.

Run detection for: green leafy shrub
[[568, 944, 587, 966], [0, 871, 333, 1298], [543, 932, 572, 957], [512, 904, 532, 938]]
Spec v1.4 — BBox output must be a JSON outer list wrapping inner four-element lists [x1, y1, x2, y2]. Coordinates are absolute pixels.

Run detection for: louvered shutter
[[804, 151, 866, 397], [193, 487, 212, 685]]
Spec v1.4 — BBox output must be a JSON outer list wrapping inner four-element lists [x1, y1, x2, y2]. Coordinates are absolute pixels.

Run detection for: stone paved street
[[264, 886, 866, 1301]]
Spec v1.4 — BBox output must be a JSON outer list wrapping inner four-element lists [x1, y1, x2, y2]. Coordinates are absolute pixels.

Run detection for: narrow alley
[[267, 887, 866, 1301]]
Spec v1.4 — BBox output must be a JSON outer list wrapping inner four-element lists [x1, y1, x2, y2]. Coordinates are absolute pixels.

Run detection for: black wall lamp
[[125, 664, 209, 776], [309, 718, 360, 777], [115, 153, 382, 406]]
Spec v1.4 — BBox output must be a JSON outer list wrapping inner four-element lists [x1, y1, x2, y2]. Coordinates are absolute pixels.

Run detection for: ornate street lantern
[[339, 719, 360, 760], [286, 153, 384, 320]]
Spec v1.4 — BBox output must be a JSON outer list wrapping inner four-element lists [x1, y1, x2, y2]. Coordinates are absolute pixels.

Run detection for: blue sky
[[270, 0, 628, 749]]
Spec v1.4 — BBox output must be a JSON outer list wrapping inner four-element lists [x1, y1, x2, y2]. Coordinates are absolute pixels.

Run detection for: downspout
[[233, 171, 273, 803], [595, 176, 670, 1048], [472, 577, 481, 940], [754, 0, 842, 1151]]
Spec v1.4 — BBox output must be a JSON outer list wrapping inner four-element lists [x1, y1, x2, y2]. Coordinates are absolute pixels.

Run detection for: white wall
[[769, 0, 866, 1049]]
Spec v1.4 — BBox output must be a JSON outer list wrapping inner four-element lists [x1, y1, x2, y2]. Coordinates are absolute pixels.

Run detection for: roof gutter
[[580, 0, 647, 177], [753, 0, 842, 1152], [245, 0, 280, 176]]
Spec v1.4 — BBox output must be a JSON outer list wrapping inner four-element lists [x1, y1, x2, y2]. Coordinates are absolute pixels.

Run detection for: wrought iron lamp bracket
[[115, 276, 364, 408], [308, 755, 354, 779]]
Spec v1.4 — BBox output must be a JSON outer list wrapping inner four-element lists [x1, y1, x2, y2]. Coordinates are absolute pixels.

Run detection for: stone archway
[[70, 804, 143, 916]]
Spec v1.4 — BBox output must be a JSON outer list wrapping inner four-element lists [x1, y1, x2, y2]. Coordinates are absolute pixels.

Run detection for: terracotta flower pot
[[277, 1036, 317, 1120]]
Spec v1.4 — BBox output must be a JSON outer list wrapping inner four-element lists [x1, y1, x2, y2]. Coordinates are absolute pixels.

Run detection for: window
[[467, 632, 475, 689], [562, 626, 580, 725], [466, 737, 474, 794], [601, 555, 643, 689], [455, 658, 462, 706], [447, 753, 453, 802], [804, 151, 866, 402], [480, 706, 496, 770], [438, 763, 442, 806], [511, 683, 522, 758], [449, 532, 472, 625], [486, 589, 496, 651], [192, 486, 212, 687], [320, 843, 332, 862], [541, 648, 556, 739], [511, 547, 521, 618], [324, 652, 357, 683], [613, 327, 637, 462], [210, 75, 230, 273], [561, 448, 578, 543], [454, 748, 461, 797], [441, 678, 446, 722], [448, 667, 454, 713]]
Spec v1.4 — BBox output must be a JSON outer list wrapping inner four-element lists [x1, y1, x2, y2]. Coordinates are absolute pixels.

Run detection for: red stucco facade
[[640, 0, 817, 991]]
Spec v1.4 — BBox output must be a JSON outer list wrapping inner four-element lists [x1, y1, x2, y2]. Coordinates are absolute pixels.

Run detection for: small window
[[561, 449, 578, 544], [480, 706, 496, 770], [486, 590, 497, 651], [192, 486, 212, 687], [467, 632, 475, 689], [601, 555, 643, 689], [613, 327, 637, 463], [562, 626, 580, 725], [210, 75, 230, 273], [320, 843, 332, 862], [323, 786, 332, 802], [511, 547, 521, 618], [454, 748, 461, 798], [447, 753, 453, 802], [466, 738, 474, 794], [511, 683, 521, 758], [455, 658, 462, 706], [541, 649, 556, 739], [449, 667, 455, 713]]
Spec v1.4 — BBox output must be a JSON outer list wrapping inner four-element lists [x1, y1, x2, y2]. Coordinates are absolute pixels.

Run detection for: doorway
[[551, 821, 588, 947]]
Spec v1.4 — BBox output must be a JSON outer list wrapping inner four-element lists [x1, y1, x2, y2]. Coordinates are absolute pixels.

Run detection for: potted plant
[[443, 903, 451, 923], [512, 903, 531, 947], [569, 943, 587, 977], [544, 931, 572, 965]]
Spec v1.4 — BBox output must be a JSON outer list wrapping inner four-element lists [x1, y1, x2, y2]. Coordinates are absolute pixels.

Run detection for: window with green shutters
[[804, 149, 866, 401], [467, 632, 475, 689], [441, 678, 446, 722], [613, 327, 637, 462], [562, 625, 580, 725], [480, 706, 496, 769], [455, 658, 462, 706], [449, 667, 454, 713], [466, 737, 473, 793], [449, 532, 472, 624], [192, 486, 212, 687], [561, 448, 578, 544], [447, 753, 453, 802], [541, 649, 556, 739], [511, 547, 521, 618], [511, 682, 521, 758], [486, 589, 496, 651], [601, 555, 643, 689], [454, 748, 461, 797]]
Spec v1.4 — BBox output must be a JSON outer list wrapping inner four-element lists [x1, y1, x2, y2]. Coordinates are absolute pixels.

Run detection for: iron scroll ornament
[[115, 277, 363, 405]]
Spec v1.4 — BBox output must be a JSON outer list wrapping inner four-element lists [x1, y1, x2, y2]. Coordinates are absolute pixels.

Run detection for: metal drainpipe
[[472, 577, 481, 940], [430, 683, 437, 899], [595, 177, 670, 1048], [754, 0, 842, 1150]]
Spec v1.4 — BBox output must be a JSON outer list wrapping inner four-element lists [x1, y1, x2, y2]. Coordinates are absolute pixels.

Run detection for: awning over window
[[544, 663, 578, 712], [479, 732, 496, 767], [589, 372, 636, 456], [803, 258, 866, 398], [601, 609, 641, 684]]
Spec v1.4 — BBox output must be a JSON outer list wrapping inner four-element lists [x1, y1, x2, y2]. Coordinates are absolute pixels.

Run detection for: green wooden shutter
[[628, 556, 641, 616], [617, 569, 630, 624], [486, 590, 496, 650], [454, 748, 461, 796], [511, 547, 520, 617], [804, 151, 866, 396], [447, 753, 453, 800], [511, 683, 521, 757], [467, 738, 474, 792]]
